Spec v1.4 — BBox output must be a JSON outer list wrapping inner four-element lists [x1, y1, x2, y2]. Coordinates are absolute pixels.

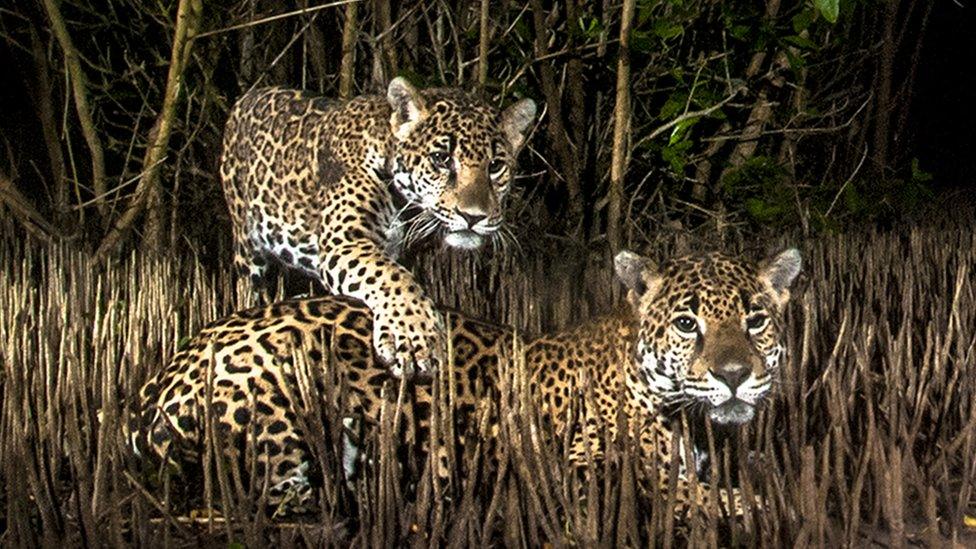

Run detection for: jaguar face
[[386, 78, 536, 250], [615, 249, 802, 425]]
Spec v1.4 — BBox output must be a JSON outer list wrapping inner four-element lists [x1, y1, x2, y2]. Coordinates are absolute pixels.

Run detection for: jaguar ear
[[387, 77, 427, 140], [760, 248, 802, 306], [499, 98, 537, 153], [614, 250, 661, 306]]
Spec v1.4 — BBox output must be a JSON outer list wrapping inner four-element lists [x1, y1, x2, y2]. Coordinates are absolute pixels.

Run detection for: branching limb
[[93, 0, 202, 263], [41, 0, 107, 219]]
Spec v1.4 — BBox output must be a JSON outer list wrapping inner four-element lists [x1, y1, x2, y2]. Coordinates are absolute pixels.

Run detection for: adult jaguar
[[220, 79, 536, 376], [131, 248, 801, 516]]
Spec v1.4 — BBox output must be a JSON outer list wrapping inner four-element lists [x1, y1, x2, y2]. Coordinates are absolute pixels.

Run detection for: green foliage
[[722, 156, 937, 231], [721, 157, 795, 226], [815, 0, 841, 24]]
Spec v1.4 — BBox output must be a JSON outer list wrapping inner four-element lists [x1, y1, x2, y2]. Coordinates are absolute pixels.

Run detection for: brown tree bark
[[477, 0, 490, 87], [0, 170, 58, 242], [28, 27, 68, 228], [339, 0, 359, 98], [608, 0, 635, 251], [41, 0, 107, 221], [529, 0, 583, 233], [375, 0, 397, 81], [717, 0, 784, 186], [94, 0, 202, 262], [872, 0, 897, 178]]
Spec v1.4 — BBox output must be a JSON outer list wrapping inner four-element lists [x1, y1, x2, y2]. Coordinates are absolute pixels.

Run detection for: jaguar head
[[615, 249, 801, 426], [386, 77, 536, 250]]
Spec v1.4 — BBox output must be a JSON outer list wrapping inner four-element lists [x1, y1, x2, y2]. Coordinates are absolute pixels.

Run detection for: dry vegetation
[[1, 217, 974, 547], [0, 1, 970, 546]]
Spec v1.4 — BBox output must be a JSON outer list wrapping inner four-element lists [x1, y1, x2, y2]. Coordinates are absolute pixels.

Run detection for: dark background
[[0, 0, 972, 257]]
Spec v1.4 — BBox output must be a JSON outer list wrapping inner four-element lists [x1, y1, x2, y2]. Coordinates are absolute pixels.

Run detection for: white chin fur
[[444, 231, 485, 250], [708, 400, 756, 425]]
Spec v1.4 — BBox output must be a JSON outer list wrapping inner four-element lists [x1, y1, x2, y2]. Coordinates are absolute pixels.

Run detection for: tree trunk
[[41, 0, 107, 222], [28, 27, 69, 229], [375, 0, 397, 82], [872, 0, 897, 179], [529, 0, 583, 233], [716, 0, 784, 187], [477, 0, 490, 87], [93, 0, 202, 262], [608, 0, 635, 251], [339, 0, 359, 98]]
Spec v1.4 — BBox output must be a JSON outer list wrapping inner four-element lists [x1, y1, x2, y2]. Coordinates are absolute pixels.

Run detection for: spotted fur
[[220, 79, 536, 376], [132, 249, 800, 515]]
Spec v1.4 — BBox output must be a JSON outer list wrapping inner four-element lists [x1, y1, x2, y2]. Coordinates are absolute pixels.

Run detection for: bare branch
[[41, 0, 107, 219], [477, 0, 489, 87], [93, 0, 202, 262]]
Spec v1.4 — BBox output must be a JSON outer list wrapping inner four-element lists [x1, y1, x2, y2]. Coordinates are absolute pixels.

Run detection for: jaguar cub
[[220, 79, 536, 376], [132, 248, 800, 515]]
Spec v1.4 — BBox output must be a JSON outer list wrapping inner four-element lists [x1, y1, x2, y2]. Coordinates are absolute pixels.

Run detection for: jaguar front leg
[[321, 239, 445, 378]]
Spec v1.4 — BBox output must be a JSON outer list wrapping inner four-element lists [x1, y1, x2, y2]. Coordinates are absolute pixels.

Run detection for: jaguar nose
[[457, 210, 487, 228], [712, 363, 750, 391]]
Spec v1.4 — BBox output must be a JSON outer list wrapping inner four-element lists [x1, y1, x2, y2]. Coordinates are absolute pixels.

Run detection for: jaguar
[[131, 248, 801, 515], [220, 79, 536, 376]]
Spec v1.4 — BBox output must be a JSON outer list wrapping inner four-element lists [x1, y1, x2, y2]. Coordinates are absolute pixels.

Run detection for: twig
[[824, 145, 869, 219], [700, 95, 870, 143], [194, 0, 358, 39], [41, 0, 107, 218], [632, 87, 743, 150], [93, 0, 202, 263], [122, 471, 194, 538], [0, 170, 59, 241]]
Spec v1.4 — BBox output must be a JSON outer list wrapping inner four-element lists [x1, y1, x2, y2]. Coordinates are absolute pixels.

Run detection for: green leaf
[[658, 93, 687, 119], [652, 21, 684, 40], [784, 48, 806, 71], [792, 9, 815, 33], [815, 0, 840, 24], [630, 30, 654, 53], [728, 24, 750, 41], [661, 139, 693, 173], [668, 117, 698, 146], [784, 35, 818, 51], [910, 158, 933, 183]]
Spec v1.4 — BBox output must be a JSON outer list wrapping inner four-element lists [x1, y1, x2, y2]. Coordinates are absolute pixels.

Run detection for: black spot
[[177, 415, 196, 432], [233, 407, 251, 426], [213, 401, 228, 416], [226, 363, 252, 375], [276, 460, 297, 476], [267, 420, 288, 435], [151, 428, 171, 445]]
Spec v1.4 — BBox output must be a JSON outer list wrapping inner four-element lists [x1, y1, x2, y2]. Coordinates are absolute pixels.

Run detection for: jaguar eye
[[672, 315, 698, 334], [746, 314, 769, 331], [429, 151, 450, 168], [488, 158, 506, 176]]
